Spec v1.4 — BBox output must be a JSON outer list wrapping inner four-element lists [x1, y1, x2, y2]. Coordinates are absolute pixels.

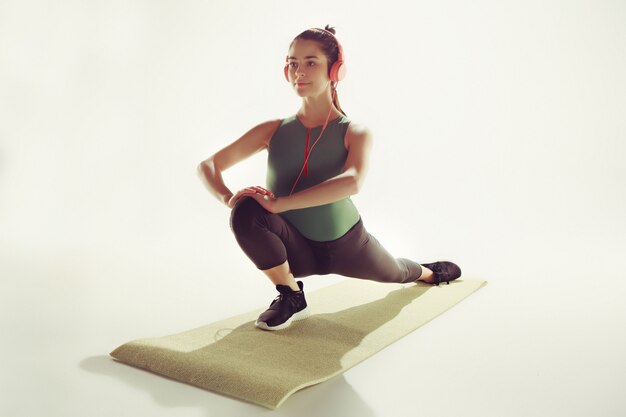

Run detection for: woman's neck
[[297, 97, 341, 126]]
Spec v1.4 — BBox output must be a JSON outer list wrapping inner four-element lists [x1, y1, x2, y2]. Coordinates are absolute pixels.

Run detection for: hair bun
[[323, 25, 336, 35]]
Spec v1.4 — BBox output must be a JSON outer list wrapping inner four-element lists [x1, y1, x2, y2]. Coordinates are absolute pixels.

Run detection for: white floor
[[3, 229, 625, 417], [2, 1, 625, 416]]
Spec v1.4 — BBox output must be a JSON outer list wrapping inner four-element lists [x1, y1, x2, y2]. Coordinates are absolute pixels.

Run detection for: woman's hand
[[227, 186, 282, 212]]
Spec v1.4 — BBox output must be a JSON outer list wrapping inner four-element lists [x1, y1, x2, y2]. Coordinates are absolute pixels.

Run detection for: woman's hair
[[290, 25, 347, 116]]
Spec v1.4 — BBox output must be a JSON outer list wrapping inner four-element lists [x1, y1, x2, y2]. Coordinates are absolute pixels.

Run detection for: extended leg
[[329, 219, 427, 284], [337, 222, 451, 284], [417, 267, 435, 283]]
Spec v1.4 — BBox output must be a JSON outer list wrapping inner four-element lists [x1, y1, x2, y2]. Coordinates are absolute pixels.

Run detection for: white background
[[1, 1, 625, 416]]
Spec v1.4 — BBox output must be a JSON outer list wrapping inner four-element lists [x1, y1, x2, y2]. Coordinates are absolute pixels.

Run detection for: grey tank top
[[266, 114, 361, 241]]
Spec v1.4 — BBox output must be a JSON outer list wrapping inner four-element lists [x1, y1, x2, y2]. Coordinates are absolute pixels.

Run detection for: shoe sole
[[255, 306, 311, 331]]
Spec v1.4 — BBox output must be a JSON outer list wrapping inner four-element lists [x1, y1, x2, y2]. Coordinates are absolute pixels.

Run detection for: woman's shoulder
[[233, 118, 283, 150], [345, 119, 370, 134], [343, 117, 373, 148], [258, 115, 297, 131], [258, 117, 284, 128]]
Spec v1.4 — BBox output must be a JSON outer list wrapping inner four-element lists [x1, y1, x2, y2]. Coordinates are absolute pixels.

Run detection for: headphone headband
[[317, 28, 343, 62]]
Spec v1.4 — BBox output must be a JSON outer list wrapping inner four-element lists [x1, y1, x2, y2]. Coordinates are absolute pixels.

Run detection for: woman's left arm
[[237, 124, 373, 213]]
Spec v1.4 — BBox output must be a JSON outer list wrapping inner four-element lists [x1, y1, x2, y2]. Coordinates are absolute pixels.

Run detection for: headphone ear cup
[[284, 54, 290, 82], [329, 61, 346, 83]]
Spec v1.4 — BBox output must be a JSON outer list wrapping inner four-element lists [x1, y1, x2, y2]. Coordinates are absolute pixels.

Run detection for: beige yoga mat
[[110, 278, 486, 409]]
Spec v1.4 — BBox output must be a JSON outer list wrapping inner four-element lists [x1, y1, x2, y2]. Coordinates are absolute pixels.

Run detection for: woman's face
[[286, 39, 331, 98]]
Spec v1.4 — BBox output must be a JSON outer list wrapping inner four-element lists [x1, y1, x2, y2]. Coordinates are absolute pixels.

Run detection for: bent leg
[[260, 260, 300, 292], [330, 219, 423, 284], [229, 197, 318, 282]]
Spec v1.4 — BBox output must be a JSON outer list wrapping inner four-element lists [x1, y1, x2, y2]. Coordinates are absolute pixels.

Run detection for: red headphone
[[284, 28, 346, 196], [284, 28, 346, 83]]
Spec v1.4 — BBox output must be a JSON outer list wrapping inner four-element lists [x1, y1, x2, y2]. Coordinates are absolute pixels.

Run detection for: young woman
[[197, 25, 462, 331]]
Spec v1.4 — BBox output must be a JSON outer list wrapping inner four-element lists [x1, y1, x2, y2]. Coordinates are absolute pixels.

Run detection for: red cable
[[289, 89, 337, 196], [304, 128, 310, 177]]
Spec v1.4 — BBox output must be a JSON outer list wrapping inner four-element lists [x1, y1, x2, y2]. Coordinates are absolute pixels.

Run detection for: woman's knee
[[229, 197, 267, 236]]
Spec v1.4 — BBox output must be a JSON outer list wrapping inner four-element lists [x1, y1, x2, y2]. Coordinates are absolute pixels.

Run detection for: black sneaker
[[420, 261, 462, 286], [255, 280, 310, 331]]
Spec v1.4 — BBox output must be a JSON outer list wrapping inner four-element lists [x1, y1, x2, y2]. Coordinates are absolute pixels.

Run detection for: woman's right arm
[[197, 119, 281, 207]]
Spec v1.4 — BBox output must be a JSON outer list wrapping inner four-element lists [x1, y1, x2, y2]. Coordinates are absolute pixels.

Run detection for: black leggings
[[229, 197, 422, 284]]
